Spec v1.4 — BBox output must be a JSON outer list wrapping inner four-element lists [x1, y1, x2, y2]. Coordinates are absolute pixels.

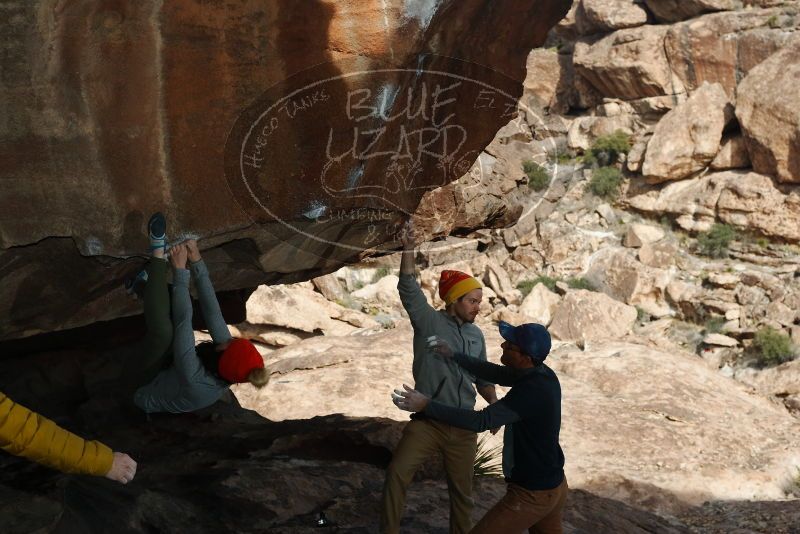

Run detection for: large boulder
[[246, 283, 379, 336], [573, 25, 685, 101], [521, 48, 575, 114], [645, 0, 786, 23], [642, 82, 733, 182], [549, 289, 638, 342], [555, 340, 800, 512], [623, 223, 665, 248], [351, 274, 403, 311], [736, 36, 800, 184], [664, 7, 800, 99], [575, 0, 650, 36], [518, 283, 562, 325], [242, 322, 800, 517], [585, 248, 672, 317], [567, 114, 638, 152], [0, 0, 572, 341], [710, 134, 751, 171], [626, 170, 800, 241]]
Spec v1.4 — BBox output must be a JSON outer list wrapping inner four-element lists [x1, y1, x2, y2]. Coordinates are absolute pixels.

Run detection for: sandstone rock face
[[736, 36, 800, 184], [585, 248, 672, 317], [351, 275, 403, 311], [642, 82, 733, 182], [522, 48, 573, 114], [664, 7, 800, 98], [573, 26, 685, 100], [644, 0, 786, 23], [0, 0, 572, 341], [575, 0, 650, 36], [703, 332, 739, 347], [238, 320, 800, 523], [312, 274, 347, 303], [412, 119, 545, 241], [549, 289, 638, 342], [638, 241, 678, 268], [246, 283, 379, 336], [518, 283, 562, 325], [623, 223, 665, 248], [556, 340, 800, 511], [710, 134, 751, 171], [626, 171, 800, 241], [567, 114, 637, 151]]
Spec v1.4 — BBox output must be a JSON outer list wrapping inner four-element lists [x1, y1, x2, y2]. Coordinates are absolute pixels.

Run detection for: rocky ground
[[4, 1, 800, 532], [0, 400, 692, 533]]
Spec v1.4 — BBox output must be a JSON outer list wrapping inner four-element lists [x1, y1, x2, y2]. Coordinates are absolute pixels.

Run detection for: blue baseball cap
[[498, 321, 552, 361]]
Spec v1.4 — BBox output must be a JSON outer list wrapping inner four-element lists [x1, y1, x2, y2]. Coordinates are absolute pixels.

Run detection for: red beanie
[[217, 339, 264, 383], [438, 270, 482, 305]]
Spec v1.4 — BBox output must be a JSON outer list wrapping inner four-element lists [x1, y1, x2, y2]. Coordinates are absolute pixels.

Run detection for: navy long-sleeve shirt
[[423, 353, 565, 491]]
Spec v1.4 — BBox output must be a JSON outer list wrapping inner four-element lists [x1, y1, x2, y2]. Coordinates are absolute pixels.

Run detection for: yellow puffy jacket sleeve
[[0, 392, 113, 476]]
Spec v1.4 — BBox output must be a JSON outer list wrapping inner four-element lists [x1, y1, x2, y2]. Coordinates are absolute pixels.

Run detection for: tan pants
[[470, 477, 568, 534], [381, 419, 478, 534]]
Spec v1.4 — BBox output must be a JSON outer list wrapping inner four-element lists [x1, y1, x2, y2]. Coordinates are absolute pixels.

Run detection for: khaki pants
[[470, 477, 568, 534], [381, 419, 478, 534]]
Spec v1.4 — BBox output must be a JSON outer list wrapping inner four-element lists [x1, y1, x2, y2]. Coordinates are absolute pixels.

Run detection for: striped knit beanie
[[438, 270, 482, 305]]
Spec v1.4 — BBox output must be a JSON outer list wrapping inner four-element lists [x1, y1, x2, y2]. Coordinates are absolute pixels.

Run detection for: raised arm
[[397, 221, 438, 324], [186, 240, 233, 345], [169, 243, 207, 384]]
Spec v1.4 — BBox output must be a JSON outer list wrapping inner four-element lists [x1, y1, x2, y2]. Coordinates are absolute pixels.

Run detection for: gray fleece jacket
[[134, 260, 233, 413], [398, 273, 491, 410]]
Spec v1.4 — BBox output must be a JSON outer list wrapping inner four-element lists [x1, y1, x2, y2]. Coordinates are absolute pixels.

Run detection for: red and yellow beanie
[[217, 339, 264, 383], [438, 270, 482, 305]]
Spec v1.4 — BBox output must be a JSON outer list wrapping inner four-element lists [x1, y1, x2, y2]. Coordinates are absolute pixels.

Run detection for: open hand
[[391, 384, 430, 412], [105, 452, 137, 484], [169, 242, 188, 270]]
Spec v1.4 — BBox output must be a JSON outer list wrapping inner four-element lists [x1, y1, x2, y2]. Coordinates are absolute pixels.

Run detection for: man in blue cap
[[392, 321, 567, 533]]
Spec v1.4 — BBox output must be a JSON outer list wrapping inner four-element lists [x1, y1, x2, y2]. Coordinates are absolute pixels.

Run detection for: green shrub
[[372, 266, 391, 283], [697, 224, 737, 258], [703, 316, 726, 335], [522, 160, 550, 191], [588, 166, 623, 199], [767, 14, 779, 28], [548, 151, 574, 164], [517, 276, 558, 296], [585, 130, 631, 166], [566, 277, 595, 291], [517, 280, 536, 298], [473, 434, 503, 478], [636, 306, 650, 323], [793, 467, 800, 497], [751, 327, 795, 367]]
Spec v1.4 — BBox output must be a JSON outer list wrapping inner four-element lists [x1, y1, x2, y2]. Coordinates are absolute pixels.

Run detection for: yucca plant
[[473, 434, 503, 478]]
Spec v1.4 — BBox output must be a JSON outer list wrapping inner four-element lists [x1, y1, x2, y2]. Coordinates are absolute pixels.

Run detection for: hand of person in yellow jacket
[[106, 452, 137, 484], [1, 392, 138, 484]]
